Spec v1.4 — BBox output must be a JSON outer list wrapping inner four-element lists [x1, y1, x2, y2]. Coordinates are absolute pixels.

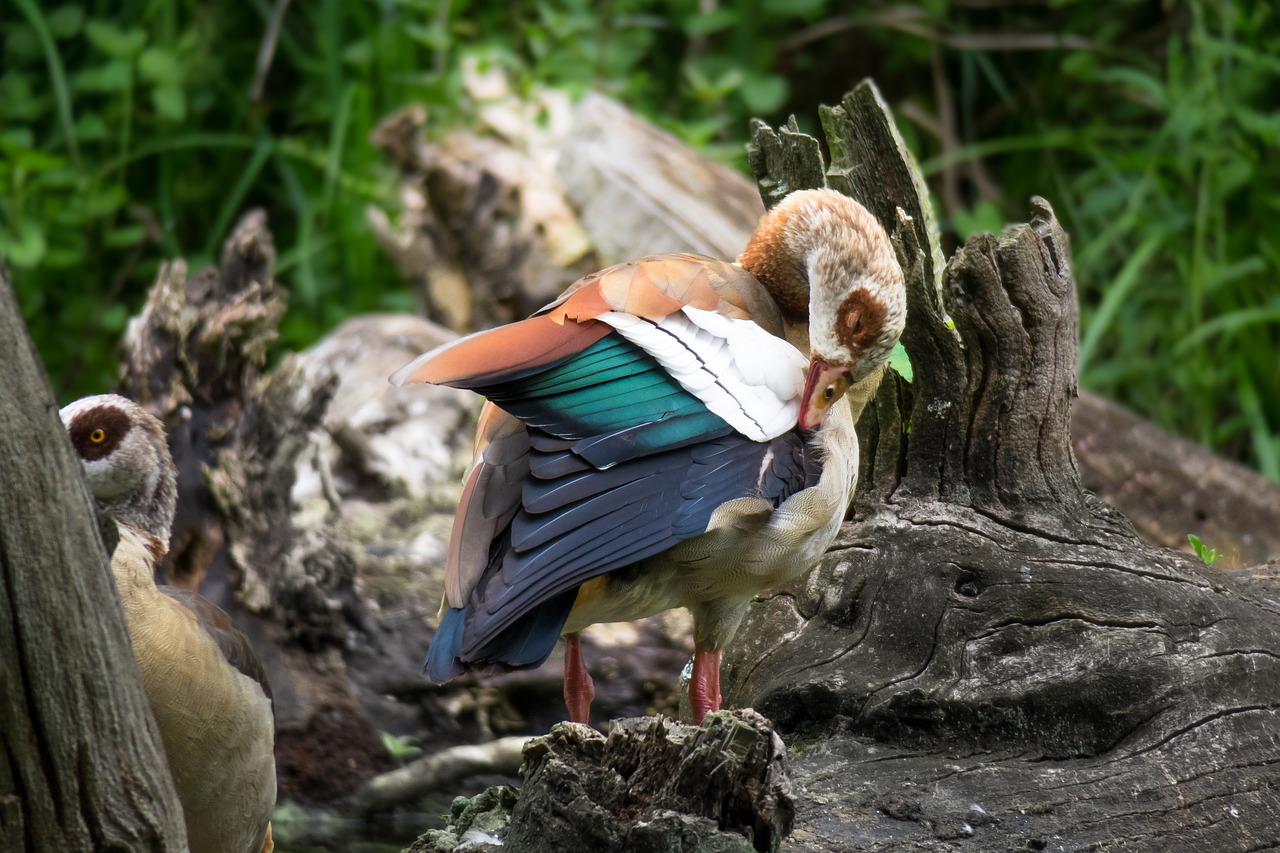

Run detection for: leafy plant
[[2, 0, 1276, 484], [379, 730, 423, 762], [1188, 533, 1218, 566]]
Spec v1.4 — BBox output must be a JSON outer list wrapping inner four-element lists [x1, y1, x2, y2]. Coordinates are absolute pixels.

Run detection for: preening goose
[[61, 394, 277, 853], [393, 188, 906, 724]]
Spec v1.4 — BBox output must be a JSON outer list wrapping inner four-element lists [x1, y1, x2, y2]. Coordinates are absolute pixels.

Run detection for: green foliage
[[2, 0, 1277, 481], [908, 0, 1278, 480], [0, 0, 818, 398], [1058, 3, 1280, 482], [378, 730, 423, 762], [1188, 533, 1218, 566], [888, 342, 913, 383]]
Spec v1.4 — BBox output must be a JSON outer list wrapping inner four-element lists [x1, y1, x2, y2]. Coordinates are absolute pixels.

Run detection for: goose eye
[[89, 428, 106, 444], [823, 385, 836, 401]]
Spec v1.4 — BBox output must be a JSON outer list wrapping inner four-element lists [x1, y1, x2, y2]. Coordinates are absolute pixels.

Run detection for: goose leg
[[689, 647, 723, 724], [563, 632, 595, 724]]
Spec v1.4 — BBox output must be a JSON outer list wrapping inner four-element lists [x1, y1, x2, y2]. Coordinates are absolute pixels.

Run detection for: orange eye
[[89, 428, 106, 444]]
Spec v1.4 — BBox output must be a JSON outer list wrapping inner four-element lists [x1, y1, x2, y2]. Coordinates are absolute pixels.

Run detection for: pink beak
[[798, 357, 853, 432]]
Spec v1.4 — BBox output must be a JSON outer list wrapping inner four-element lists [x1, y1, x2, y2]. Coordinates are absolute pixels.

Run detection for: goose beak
[[798, 357, 852, 431]]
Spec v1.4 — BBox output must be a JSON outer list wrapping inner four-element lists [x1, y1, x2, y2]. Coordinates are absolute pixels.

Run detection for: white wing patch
[[597, 307, 806, 441]]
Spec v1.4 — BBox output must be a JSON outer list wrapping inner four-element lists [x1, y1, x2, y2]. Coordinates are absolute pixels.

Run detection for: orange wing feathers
[[392, 254, 781, 390], [406, 252, 789, 625]]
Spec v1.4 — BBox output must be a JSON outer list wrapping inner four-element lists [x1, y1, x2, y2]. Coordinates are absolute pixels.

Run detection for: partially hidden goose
[[392, 188, 907, 724], [61, 394, 276, 853]]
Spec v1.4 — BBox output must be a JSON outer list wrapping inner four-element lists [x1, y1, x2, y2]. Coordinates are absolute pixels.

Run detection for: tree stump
[[0, 271, 187, 852], [725, 80, 1280, 850], [411, 710, 793, 853]]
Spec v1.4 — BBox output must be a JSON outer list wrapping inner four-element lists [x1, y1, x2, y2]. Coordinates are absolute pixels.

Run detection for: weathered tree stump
[[0, 270, 187, 852], [725, 80, 1280, 850]]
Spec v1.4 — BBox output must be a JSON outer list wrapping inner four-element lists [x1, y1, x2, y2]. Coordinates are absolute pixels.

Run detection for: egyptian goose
[[60, 394, 276, 853], [393, 188, 906, 724]]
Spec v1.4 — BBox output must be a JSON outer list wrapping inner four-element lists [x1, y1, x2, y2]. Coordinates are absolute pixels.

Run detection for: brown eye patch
[[69, 406, 131, 462], [835, 288, 888, 354]]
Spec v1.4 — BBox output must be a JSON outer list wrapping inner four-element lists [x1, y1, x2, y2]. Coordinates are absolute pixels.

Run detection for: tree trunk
[[0, 271, 188, 851], [725, 80, 1280, 850]]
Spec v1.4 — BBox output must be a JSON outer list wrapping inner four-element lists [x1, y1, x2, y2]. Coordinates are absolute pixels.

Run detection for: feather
[[597, 307, 804, 442], [402, 191, 906, 728], [451, 428, 817, 660], [447, 407, 530, 608], [391, 314, 611, 388]]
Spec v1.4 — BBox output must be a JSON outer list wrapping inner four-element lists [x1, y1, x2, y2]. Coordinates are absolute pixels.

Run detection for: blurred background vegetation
[[3, 0, 1277, 479]]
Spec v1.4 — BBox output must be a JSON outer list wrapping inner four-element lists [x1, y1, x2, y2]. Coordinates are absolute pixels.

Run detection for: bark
[[0, 271, 187, 851], [724, 79, 1280, 850], [410, 711, 793, 853], [1073, 390, 1280, 567]]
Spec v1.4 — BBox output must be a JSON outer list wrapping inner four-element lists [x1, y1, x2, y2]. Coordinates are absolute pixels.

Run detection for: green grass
[[2, 0, 1277, 479]]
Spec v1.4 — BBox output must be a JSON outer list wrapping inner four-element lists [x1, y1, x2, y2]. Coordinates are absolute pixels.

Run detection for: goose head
[[738, 189, 906, 430], [60, 394, 177, 547]]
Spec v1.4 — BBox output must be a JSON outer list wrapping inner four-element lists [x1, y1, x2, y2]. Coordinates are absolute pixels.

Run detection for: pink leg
[[689, 648, 723, 724], [563, 632, 595, 724]]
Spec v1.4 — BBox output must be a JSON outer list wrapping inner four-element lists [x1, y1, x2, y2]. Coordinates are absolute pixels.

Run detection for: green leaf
[[951, 200, 1005, 240], [1236, 107, 1280, 143], [1187, 534, 1217, 566], [46, 5, 85, 40], [888, 342, 913, 383], [740, 73, 788, 114], [378, 730, 422, 761], [105, 223, 148, 248], [100, 302, 129, 332], [75, 112, 108, 141], [151, 84, 187, 121], [0, 129, 36, 149], [342, 39, 373, 67], [74, 60, 132, 93], [3, 25, 41, 64], [138, 47, 182, 84], [85, 21, 147, 59], [0, 221, 48, 267], [0, 74, 43, 122], [32, 167, 79, 189], [683, 8, 739, 36], [0, 142, 64, 171], [83, 184, 128, 217]]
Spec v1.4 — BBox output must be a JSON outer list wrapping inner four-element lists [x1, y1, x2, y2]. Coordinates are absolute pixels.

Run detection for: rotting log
[[0, 269, 188, 852], [724, 80, 1280, 851]]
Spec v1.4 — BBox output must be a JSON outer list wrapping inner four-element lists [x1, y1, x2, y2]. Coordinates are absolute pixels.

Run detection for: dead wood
[[558, 92, 766, 265], [114, 213, 406, 804], [410, 711, 793, 853], [0, 270, 187, 852], [367, 102, 594, 332], [1073, 390, 1280, 567], [349, 737, 527, 817], [724, 80, 1280, 851]]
